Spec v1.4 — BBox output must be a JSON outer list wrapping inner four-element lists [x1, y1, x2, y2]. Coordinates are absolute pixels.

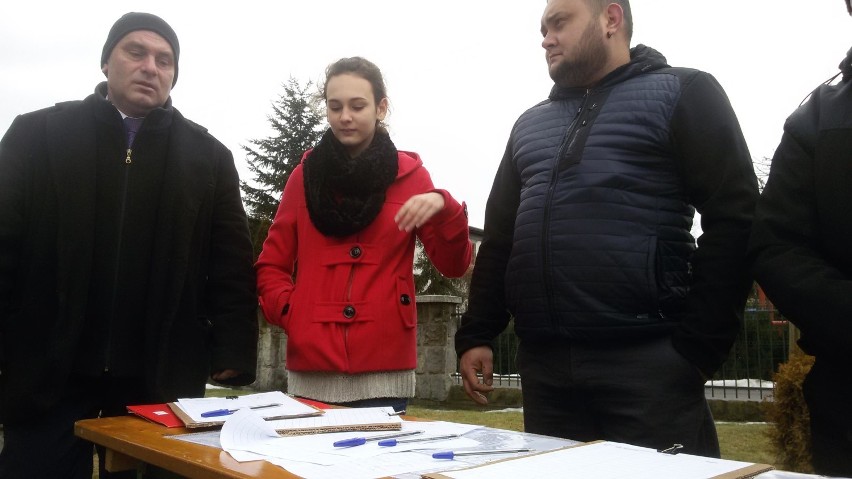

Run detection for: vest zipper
[[542, 89, 591, 328]]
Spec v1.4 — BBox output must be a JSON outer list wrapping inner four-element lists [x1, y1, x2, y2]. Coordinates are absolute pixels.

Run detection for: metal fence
[[453, 307, 789, 402]]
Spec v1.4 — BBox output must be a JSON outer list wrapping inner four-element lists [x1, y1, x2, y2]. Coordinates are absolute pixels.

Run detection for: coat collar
[[841, 46, 852, 82], [43, 84, 203, 300], [549, 44, 670, 100]]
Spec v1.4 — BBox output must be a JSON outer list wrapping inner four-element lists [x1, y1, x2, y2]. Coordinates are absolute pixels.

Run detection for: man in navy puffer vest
[[456, 0, 758, 458]]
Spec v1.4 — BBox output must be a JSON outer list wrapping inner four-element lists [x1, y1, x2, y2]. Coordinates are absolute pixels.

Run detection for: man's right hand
[[458, 345, 495, 405]]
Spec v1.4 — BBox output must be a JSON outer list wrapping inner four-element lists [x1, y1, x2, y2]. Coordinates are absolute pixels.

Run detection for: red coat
[[256, 150, 472, 374]]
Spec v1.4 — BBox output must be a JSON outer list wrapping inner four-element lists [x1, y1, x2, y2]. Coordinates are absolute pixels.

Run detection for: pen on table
[[199, 403, 282, 418], [333, 430, 424, 447], [378, 434, 460, 447], [432, 448, 532, 460]]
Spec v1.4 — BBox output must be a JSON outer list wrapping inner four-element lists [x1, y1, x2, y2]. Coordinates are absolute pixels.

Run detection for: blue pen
[[199, 403, 282, 418], [432, 448, 531, 459], [378, 434, 460, 447], [333, 430, 424, 447]]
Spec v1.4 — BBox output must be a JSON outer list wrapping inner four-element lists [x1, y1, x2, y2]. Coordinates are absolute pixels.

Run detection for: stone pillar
[[253, 310, 288, 391], [416, 295, 462, 401]]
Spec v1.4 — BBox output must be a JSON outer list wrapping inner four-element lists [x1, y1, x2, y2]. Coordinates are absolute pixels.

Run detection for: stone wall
[[415, 295, 462, 401], [252, 295, 462, 400], [253, 311, 287, 391]]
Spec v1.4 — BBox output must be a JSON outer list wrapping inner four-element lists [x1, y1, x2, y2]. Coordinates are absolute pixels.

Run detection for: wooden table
[[75, 415, 300, 478], [78, 416, 819, 479]]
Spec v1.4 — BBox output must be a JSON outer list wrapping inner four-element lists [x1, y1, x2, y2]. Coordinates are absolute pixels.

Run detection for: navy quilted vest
[[505, 60, 696, 341]]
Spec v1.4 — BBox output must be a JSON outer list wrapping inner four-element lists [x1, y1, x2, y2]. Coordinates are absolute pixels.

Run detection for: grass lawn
[[717, 422, 776, 466]]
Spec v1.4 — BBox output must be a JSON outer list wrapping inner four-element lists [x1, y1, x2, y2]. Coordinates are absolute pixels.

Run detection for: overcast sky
[[2, 1, 851, 228]]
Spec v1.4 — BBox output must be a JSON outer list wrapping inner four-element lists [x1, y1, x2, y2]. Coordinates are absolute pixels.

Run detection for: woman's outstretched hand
[[395, 192, 444, 232]]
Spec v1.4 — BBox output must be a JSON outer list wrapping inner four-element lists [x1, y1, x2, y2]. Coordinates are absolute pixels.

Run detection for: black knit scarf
[[303, 129, 398, 237]]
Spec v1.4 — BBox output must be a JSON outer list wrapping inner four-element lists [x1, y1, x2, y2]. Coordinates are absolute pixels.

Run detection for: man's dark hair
[[588, 1, 633, 42], [847, 0, 851, 15]]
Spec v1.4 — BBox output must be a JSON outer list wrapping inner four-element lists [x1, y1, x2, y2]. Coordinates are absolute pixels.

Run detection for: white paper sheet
[[178, 419, 578, 478], [175, 390, 318, 422], [271, 450, 443, 479], [221, 412, 481, 466], [429, 441, 768, 479]]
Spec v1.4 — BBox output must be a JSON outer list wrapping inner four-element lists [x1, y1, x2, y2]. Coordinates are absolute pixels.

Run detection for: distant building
[[469, 226, 484, 258]]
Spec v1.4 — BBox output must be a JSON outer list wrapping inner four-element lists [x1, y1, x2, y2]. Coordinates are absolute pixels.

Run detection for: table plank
[[75, 416, 301, 479]]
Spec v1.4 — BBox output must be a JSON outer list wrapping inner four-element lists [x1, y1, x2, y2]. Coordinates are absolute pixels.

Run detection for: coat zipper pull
[[125, 148, 132, 164]]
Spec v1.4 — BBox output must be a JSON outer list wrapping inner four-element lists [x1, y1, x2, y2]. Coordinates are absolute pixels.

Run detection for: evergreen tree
[[240, 77, 325, 256], [413, 238, 471, 299]]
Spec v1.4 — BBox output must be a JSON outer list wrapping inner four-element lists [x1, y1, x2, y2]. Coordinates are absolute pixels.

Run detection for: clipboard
[[423, 441, 774, 479], [167, 400, 323, 429], [167, 391, 324, 428]]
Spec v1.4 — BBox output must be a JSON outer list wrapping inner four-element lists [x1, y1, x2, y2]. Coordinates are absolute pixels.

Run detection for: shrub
[[764, 347, 814, 473]]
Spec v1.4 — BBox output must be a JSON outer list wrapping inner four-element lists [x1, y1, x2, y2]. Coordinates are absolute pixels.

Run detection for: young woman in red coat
[[256, 57, 472, 412]]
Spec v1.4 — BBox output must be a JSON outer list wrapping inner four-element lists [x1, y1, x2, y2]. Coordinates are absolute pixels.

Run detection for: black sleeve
[[205, 142, 259, 386], [0, 116, 28, 324], [454, 138, 521, 356], [748, 95, 852, 358], [0, 115, 34, 372], [668, 71, 760, 377]]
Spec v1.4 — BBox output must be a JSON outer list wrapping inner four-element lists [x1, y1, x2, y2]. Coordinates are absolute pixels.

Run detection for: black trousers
[[0, 374, 157, 479], [518, 336, 720, 457], [322, 397, 408, 413], [803, 358, 852, 477]]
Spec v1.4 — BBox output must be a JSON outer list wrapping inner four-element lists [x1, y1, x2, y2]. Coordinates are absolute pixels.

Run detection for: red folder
[[295, 397, 332, 409], [127, 403, 185, 428]]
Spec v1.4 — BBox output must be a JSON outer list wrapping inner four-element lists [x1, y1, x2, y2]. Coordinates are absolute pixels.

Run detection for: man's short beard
[[550, 19, 609, 88]]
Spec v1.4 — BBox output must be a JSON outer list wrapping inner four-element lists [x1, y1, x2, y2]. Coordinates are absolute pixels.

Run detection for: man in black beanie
[[0, 12, 258, 479], [101, 12, 181, 86]]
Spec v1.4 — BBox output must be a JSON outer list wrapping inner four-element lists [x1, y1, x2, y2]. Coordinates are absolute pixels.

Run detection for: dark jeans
[[803, 358, 852, 477], [518, 336, 720, 457], [0, 374, 172, 479]]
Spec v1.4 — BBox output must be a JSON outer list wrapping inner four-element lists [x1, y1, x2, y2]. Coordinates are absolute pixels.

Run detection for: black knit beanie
[[101, 12, 180, 86]]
